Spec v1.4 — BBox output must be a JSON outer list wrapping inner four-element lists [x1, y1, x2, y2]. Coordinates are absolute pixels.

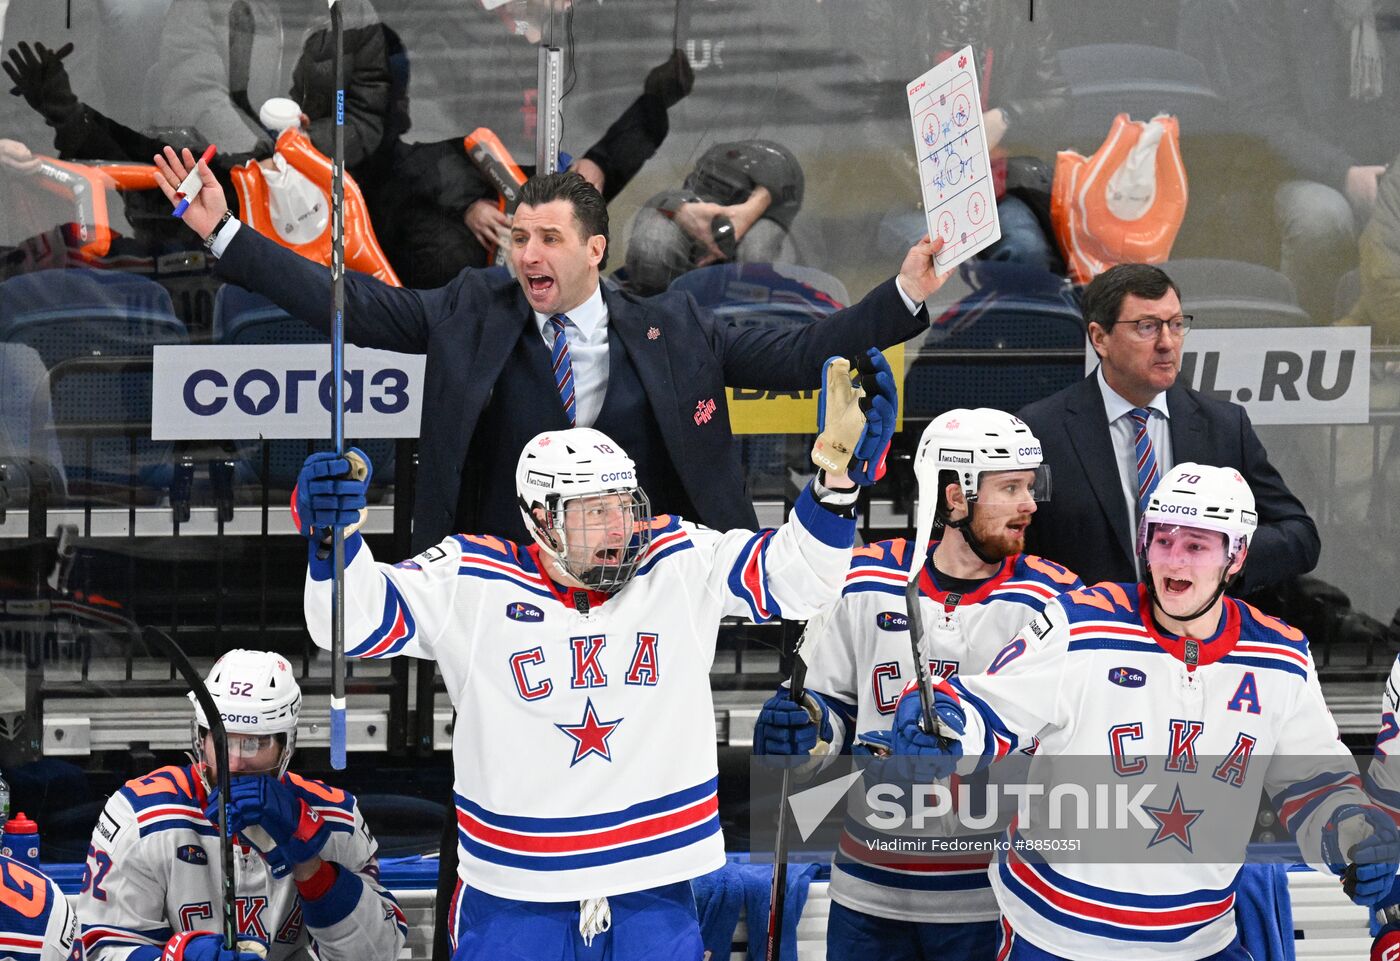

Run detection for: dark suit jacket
[[216, 227, 929, 550], [1017, 372, 1320, 595]]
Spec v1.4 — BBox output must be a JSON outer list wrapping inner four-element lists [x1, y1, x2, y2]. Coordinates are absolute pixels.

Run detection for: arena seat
[[1161, 258, 1312, 327], [1056, 44, 1225, 149], [904, 260, 1084, 418], [0, 268, 186, 503], [0, 341, 68, 511]]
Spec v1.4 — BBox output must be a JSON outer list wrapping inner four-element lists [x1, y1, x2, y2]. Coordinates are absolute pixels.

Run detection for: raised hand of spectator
[[897, 234, 952, 305], [464, 199, 510, 252], [1346, 165, 1387, 213], [0, 138, 40, 173], [153, 144, 229, 239], [643, 48, 694, 109], [3, 41, 78, 125]]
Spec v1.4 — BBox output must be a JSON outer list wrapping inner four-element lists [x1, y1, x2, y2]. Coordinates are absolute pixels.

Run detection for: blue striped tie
[[1130, 407, 1159, 517], [548, 314, 577, 426]]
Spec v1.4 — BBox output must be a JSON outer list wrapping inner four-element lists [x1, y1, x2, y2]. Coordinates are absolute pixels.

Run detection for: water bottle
[[0, 769, 9, 833], [1, 811, 39, 868]]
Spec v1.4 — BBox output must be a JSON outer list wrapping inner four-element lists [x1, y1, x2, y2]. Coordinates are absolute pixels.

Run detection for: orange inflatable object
[[231, 127, 401, 286], [1051, 113, 1188, 284], [464, 127, 527, 264], [20, 158, 161, 258]]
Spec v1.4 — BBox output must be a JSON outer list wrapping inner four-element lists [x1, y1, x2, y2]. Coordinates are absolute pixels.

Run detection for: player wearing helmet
[[293, 352, 897, 960], [893, 464, 1399, 961], [754, 409, 1080, 961], [77, 650, 407, 961]]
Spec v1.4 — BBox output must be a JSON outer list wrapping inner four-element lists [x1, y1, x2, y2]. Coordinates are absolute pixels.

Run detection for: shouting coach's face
[[510, 199, 607, 316]]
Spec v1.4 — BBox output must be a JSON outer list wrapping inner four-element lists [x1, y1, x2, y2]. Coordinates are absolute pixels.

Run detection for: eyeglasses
[[1110, 315, 1193, 341]]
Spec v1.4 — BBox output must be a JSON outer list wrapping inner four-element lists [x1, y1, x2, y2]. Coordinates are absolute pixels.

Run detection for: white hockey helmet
[[189, 649, 301, 776], [515, 428, 653, 592], [913, 408, 1050, 515], [1136, 463, 1258, 564]]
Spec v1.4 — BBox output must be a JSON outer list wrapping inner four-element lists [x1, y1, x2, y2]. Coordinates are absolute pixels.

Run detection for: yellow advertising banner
[[727, 345, 905, 435]]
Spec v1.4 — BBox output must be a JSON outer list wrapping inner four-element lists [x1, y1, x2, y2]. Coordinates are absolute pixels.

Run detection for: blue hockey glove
[[162, 932, 267, 961], [206, 775, 331, 877], [291, 448, 371, 539], [753, 687, 832, 755], [891, 684, 964, 778], [849, 347, 897, 486], [1323, 804, 1400, 907]]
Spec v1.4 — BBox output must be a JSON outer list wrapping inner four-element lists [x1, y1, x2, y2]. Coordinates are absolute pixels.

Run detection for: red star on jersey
[[555, 698, 623, 766], [1144, 785, 1204, 852]]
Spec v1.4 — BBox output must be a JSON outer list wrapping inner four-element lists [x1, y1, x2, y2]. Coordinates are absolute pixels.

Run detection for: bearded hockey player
[[754, 408, 1080, 960], [295, 352, 895, 959], [77, 650, 406, 961], [894, 463, 1400, 961]]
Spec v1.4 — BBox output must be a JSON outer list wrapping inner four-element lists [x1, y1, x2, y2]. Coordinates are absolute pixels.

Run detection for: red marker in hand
[[172, 144, 216, 217]]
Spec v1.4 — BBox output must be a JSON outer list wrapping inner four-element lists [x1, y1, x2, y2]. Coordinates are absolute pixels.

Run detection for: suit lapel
[[603, 288, 681, 438], [1065, 374, 1135, 565], [1166, 385, 1208, 466]]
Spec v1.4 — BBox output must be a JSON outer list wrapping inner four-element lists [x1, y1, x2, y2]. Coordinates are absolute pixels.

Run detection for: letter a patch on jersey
[[1226, 672, 1262, 714]]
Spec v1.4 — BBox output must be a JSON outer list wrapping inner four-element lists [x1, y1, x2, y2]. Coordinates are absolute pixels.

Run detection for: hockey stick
[[764, 622, 810, 961], [139, 625, 238, 951], [327, 0, 348, 771], [905, 442, 942, 737]]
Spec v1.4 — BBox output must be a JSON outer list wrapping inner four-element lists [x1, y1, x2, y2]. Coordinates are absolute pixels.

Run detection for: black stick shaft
[[141, 626, 236, 949], [765, 632, 808, 961], [328, 0, 348, 770]]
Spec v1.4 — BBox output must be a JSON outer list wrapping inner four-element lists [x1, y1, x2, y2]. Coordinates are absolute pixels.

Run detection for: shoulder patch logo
[[876, 611, 909, 632], [95, 811, 120, 843], [507, 602, 545, 623], [1109, 666, 1146, 688], [1027, 612, 1051, 639], [176, 844, 209, 865]]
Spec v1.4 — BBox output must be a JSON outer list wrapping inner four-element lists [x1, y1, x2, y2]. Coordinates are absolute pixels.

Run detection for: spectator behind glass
[[1211, 0, 1400, 323], [621, 139, 804, 295], [834, 0, 1070, 276]]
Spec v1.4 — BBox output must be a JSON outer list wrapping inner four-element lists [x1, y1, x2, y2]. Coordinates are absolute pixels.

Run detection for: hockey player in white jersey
[[895, 463, 1400, 961], [0, 853, 79, 961], [77, 650, 407, 961], [753, 408, 1080, 960], [1361, 654, 1400, 959], [295, 353, 896, 960]]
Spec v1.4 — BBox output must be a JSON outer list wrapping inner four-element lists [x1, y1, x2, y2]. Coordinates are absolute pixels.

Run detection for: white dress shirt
[[1096, 365, 1173, 579], [535, 284, 609, 429]]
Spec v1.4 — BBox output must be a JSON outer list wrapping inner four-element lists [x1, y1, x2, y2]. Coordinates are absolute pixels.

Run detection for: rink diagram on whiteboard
[[906, 49, 1001, 270]]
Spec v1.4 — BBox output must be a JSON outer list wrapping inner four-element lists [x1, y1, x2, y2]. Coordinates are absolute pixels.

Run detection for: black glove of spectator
[[3, 41, 79, 125], [643, 49, 694, 110]]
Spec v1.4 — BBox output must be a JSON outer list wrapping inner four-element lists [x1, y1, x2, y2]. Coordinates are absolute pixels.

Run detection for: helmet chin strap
[[945, 504, 1003, 566]]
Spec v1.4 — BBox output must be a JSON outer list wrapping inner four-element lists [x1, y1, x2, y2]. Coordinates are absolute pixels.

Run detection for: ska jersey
[[0, 854, 78, 961], [1363, 653, 1400, 921], [944, 583, 1366, 961], [801, 539, 1081, 924], [304, 488, 853, 902], [78, 765, 407, 961]]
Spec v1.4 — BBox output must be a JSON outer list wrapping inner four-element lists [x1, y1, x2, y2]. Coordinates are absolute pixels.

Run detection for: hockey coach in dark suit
[[155, 149, 952, 550], [1018, 262, 1320, 594]]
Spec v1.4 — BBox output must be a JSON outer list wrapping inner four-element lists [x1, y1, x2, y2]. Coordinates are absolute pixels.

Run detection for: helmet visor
[[1141, 522, 1231, 570], [970, 465, 1051, 507]]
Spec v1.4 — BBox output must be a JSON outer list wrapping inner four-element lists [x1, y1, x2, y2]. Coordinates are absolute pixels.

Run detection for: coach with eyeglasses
[[1016, 262, 1320, 593]]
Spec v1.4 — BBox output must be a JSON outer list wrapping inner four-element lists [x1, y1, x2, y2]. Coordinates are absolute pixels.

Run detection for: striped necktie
[[1129, 407, 1160, 516], [548, 314, 577, 426]]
